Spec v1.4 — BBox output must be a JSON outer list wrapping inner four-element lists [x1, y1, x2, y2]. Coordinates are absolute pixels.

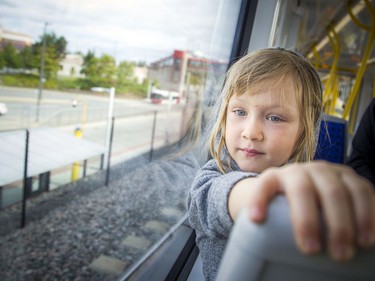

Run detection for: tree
[[19, 46, 36, 70], [79, 50, 99, 89], [2, 44, 21, 69], [32, 32, 67, 78], [33, 32, 67, 59], [97, 54, 116, 87], [80, 51, 97, 76], [0, 51, 5, 69], [136, 61, 147, 67], [79, 52, 116, 89], [116, 61, 134, 88]]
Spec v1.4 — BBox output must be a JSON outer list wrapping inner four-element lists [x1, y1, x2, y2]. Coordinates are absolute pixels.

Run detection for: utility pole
[[35, 22, 48, 122]]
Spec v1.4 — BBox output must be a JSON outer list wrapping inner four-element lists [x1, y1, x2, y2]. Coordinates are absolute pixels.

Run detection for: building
[[58, 53, 84, 78], [0, 27, 32, 50], [148, 50, 227, 99], [133, 66, 148, 84]]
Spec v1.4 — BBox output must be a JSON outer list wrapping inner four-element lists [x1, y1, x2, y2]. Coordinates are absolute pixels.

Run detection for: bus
[[150, 89, 182, 105]]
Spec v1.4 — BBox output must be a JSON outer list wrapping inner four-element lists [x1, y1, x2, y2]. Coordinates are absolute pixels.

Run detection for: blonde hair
[[209, 48, 322, 173]]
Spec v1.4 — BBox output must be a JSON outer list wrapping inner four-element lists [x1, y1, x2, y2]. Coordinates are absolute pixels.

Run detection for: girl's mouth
[[242, 148, 264, 157]]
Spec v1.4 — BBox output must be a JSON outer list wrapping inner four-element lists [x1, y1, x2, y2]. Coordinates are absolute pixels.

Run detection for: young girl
[[187, 48, 375, 281]]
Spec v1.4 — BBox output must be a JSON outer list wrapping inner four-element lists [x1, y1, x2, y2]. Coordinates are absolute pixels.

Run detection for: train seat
[[314, 114, 348, 164], [215, 196, 375, 281]]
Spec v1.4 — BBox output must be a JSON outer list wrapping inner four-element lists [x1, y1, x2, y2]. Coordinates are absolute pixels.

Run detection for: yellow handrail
[[343, 0, 375, 120], [329, 75, 340, 115], [349, 92, 360, 134], [323, 26, 341, 114], [312, 45, 321, 69]]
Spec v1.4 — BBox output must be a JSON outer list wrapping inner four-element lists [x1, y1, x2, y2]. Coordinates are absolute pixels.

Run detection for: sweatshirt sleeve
[[187, 159, 257, 238]]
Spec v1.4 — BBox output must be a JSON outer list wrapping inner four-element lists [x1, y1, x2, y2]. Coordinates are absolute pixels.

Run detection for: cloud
[[0, 0, 240, 63]]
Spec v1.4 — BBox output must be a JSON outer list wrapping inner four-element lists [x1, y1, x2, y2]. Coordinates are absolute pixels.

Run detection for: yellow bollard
[[71, 127, 82, 181]]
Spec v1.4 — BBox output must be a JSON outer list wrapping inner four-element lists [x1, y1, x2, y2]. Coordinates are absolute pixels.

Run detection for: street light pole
[[104, 87, 115, 168], [35, 22, 48, 122], [91, 86, 115, 171]]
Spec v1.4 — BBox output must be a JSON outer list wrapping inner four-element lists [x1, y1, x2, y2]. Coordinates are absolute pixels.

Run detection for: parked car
[[0, 103, 8, 115]]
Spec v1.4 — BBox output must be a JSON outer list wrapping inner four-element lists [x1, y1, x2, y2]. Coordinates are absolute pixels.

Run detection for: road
[[59, 108, 185, 165], [0, 85, 188, 174], [0, 86, 169, 130]]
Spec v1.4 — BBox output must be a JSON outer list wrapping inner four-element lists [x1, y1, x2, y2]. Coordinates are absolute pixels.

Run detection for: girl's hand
[[246, 161, 375, 262]]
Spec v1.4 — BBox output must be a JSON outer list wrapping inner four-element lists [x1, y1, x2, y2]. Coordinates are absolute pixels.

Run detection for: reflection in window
[[0, 0, 242, 280]]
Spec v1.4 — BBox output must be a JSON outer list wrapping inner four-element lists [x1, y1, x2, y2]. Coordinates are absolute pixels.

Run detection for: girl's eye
[[234, 109, 246, 116], [266, 115, 282, 122]]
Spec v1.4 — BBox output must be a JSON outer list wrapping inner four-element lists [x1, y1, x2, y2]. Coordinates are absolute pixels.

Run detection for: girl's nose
[[241, 118, 264, 141]]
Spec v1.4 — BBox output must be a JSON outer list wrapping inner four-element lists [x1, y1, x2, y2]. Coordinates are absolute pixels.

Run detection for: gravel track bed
[[0, 145, 200, 281]]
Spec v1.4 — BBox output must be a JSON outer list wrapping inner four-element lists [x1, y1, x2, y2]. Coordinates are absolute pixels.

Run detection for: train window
[[0, 0, 242, 280]]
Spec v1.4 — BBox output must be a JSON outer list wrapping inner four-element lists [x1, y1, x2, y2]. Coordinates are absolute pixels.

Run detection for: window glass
[[0, 0, 242, 279]]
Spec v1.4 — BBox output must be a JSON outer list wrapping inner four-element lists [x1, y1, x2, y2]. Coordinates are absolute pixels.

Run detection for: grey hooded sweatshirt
[[187, 158, 257, 280]]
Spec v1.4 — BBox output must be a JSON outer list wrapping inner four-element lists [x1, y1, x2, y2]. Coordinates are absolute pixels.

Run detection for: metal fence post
[[21, 129, 29, 228], [105, 117, 115, 186], [83, 159, 87, 178], [149, 111, 157, 161]]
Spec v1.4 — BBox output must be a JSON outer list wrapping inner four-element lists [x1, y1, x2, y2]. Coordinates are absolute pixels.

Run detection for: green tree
[[79, 50, 99, 89], [19, 46, 35, 70], [80, 51, 98, 76], [33, 32, 67, 59], [32, 32, 67, 78], [136, 61, 147, 67], [97, 54, 116, 87], [79, 52, 116, 89], [0, 51, 5, 69], [116, 61, 134, 88], [2, 44, 21, 69]]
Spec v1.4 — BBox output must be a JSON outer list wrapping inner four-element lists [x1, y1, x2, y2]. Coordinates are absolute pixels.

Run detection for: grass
[[0, 74, 148, 99]]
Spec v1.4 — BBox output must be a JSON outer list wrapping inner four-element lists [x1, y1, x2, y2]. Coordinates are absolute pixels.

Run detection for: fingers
[[310, 163, 375, 260], [309, 163, 356, 261], [342, 169, 375, 248], [247, 168, 281, 223], [250, 166, 322, 255], [252, 161, 375, 262], [280, 170, 322, 255]]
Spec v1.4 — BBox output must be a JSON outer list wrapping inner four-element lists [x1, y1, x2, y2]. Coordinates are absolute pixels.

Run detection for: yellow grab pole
[[329, 75, 340, 116], [71, 127, 82, 181], [323, 26, 341, 114], [343, 0, 375, 120], [349, 93, 360, 134], [312, 45, 321, 69], [329, 28, 341, 115]]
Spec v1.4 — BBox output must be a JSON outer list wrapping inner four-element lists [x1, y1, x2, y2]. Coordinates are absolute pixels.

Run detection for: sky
[[0, 0, 241, 64]]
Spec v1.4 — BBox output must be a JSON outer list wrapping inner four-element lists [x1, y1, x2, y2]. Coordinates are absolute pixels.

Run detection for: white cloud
[[0, 0, 241, 63]]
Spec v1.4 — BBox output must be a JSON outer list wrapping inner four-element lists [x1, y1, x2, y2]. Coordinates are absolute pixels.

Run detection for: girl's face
[[225, 80, 302, 173]]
